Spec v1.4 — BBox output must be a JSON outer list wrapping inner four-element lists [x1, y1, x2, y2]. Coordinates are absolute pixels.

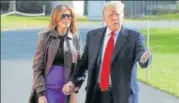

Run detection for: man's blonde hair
[[103, 1, 125, 17]]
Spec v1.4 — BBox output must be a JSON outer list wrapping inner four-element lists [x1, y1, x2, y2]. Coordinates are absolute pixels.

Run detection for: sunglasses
[[61, 14, 72, 19]]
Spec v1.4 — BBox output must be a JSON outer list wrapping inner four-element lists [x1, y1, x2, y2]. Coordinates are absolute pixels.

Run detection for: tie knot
[[111, 31, 115, 36]]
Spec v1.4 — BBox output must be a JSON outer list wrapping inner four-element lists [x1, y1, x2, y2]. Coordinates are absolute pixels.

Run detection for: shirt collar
[[106, 27, 121, 36], [67, 31, 73, 39]]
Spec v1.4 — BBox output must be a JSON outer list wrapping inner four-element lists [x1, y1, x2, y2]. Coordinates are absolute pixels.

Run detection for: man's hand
[[140, 50, 151, 63], [38, 96, 47, 103], [62, 81, 76, 95]]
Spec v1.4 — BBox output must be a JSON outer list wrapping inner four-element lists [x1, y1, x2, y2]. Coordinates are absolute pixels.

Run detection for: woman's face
[[58, 9, 72, 28]]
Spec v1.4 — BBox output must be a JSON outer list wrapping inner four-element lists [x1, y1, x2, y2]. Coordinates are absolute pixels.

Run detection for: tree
[[0, 1, 9, 12]]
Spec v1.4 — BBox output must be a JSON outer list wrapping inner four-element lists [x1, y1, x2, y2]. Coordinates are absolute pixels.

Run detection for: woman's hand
[[38, 96, 47, 103]]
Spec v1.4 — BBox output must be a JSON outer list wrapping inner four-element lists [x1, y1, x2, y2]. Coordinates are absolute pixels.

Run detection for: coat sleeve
[[32, 33, 46, 95], [77, 34, 83, 58], [69, 32, 90, 88], [135, 33, 152, 68]]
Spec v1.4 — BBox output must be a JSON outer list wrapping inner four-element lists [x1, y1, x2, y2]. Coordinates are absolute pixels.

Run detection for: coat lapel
[[48, 30, 60, 67], [111, 26, 127, 63], [92, 27, 106, 61], [88, 27, 106, 69]]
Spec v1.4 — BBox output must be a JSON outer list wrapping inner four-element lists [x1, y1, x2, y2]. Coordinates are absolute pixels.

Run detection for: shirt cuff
[[140, 58, 148, 63], [37, 91, 45, 97]]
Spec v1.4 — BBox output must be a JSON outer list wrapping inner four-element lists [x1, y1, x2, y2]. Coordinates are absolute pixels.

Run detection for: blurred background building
[[1, 0, 178, 20]]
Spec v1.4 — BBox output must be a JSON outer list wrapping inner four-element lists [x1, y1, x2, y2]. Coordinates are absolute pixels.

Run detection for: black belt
[[97, 83, 112, 92]]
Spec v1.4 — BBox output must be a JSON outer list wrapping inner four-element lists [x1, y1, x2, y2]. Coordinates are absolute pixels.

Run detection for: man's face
[[104, 7, 124, 31]]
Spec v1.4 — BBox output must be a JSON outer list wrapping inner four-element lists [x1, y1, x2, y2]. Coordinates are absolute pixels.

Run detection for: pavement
[[1, 21, 179, 103]]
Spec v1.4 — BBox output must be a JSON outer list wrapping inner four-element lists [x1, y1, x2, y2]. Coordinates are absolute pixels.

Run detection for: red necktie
[[100, 32, 114, 91]]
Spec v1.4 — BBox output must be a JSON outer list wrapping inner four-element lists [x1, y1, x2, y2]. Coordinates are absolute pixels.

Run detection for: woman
[[29, 4, 81, 103]]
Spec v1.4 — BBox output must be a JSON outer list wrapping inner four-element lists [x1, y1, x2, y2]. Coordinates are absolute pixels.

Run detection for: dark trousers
[[93, 84, 114, 103]]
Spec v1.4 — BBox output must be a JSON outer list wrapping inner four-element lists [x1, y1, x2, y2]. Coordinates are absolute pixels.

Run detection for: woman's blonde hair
[[47, 4, 77, 34]]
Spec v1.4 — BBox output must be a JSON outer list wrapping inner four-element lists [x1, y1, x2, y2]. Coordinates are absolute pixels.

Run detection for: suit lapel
[[89, 27, 106, 69], [111, 27, 127, 63], [92, 27, 106, 60]]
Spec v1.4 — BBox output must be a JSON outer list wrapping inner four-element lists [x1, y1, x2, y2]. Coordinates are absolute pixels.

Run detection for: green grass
[[137, 28, 179, 97], [129, 13, 179, 20], [1, 15, 48, 30], [1, 15, 89, 31]]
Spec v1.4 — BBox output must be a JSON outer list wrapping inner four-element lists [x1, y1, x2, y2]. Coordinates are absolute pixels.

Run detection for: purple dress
[[45, 65, 66, 103], [45, 35, 67, 103]]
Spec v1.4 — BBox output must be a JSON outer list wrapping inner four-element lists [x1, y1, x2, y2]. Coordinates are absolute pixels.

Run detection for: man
[[63, 1, 152, 103]]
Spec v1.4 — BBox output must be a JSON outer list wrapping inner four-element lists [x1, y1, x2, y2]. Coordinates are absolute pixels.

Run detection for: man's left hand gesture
[[140, 50, 151, 63]]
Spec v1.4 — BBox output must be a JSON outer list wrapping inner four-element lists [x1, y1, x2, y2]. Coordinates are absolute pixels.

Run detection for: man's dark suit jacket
[[70, 26, 151, 103]]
